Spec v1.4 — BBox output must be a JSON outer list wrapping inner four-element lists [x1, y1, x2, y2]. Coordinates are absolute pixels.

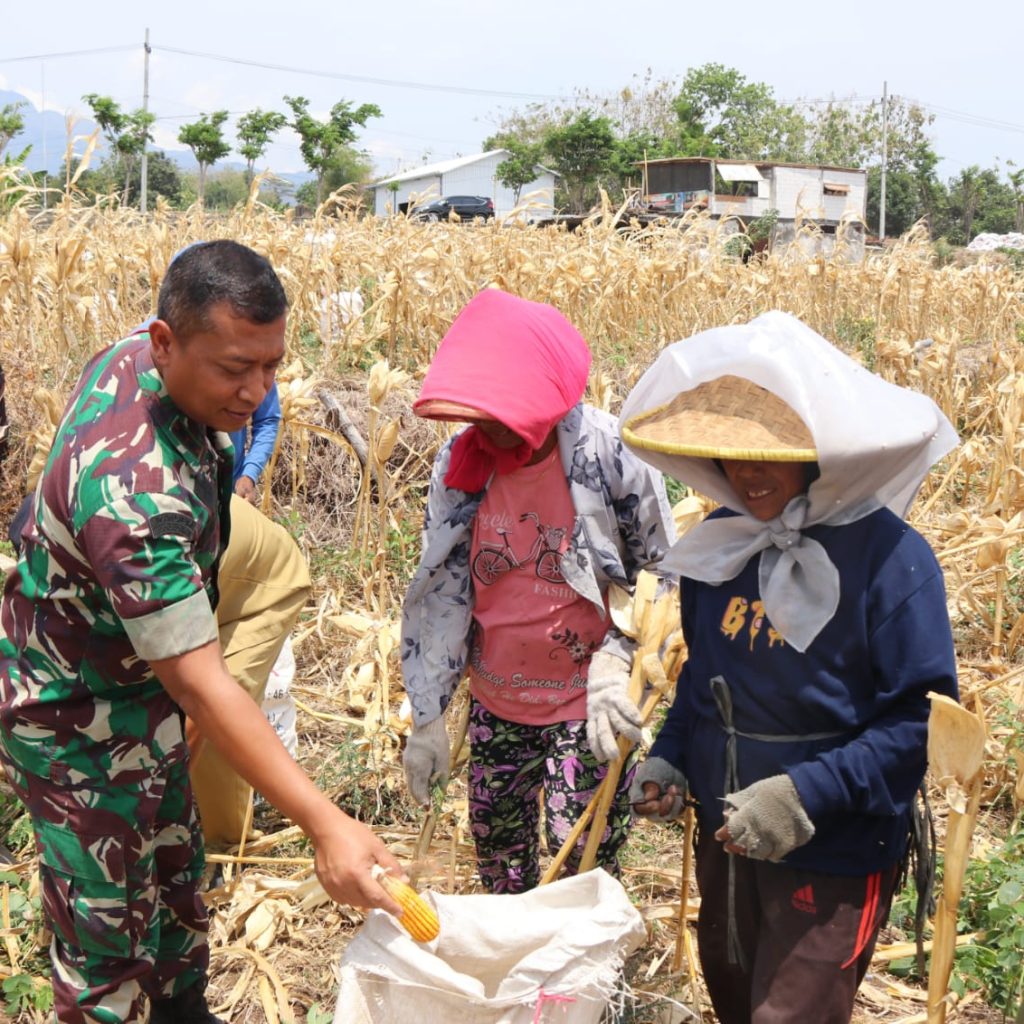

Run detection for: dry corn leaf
[[242, 898, 289, 952], [672, 495, 707, 537], [374, 418, 401, 463], [329, 612, 379, 637], [258, 975, 280, 1024], [927, 692, 986, 812], [608, 583, 638, 638], [1013, 749, 1024, 810]]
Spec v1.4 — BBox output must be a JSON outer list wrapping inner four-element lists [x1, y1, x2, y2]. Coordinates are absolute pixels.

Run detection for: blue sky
[[2, 0, 1021, 182]]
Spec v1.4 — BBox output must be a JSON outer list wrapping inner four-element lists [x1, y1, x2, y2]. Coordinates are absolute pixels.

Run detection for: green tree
[[865, 166, 922, 238], [484, 103, 571, 153], [876, 99, 942, 235], [284, 95, 381, 205], [294, 146, 373, 211], [71, 149, 183, 207], [798, 95, 943, 237], [543, 111, 616, 212], [199, 168, 250, 209], [971, 167, 1017, 236], [941, 166, 990, 244], [1006, 163, 1024, 233], [486, 70, 682, 152], [81, 93, 155, 204], [137, 150, 184, 206], [0, 102, 27, 160], [236, 108, 287, 184], [672, 63, 806, 160], [609, 131, 680, 191], [803, 101, 878, 168], [178, 111, 231, 204], [491, 139, 545, 206]]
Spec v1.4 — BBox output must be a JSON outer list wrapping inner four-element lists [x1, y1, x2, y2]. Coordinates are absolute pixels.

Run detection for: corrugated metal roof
[[373, 150, 557, 188], [374, 151, 501, 186], [636, 156, 866, 175], [718, 162, 763, 182]]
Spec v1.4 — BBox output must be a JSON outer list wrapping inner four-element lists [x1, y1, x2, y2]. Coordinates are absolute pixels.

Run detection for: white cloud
[[150, 123, 182, 151], [364, 137, 413, 165], [6, 81, 67, 115]]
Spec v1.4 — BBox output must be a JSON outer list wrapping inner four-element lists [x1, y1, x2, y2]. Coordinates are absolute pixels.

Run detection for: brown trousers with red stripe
[[695, 830, 899, 1024]]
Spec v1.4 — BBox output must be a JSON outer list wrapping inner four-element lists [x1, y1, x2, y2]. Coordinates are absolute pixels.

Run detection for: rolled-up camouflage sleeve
[[76, 493, 218, 662]]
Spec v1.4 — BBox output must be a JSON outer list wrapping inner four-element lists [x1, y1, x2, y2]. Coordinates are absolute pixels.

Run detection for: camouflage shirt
[[0, 332, 234, 779]]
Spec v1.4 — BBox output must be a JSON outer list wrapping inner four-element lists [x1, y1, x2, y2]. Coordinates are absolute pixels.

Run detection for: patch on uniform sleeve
[[149, 511, 194, 539]]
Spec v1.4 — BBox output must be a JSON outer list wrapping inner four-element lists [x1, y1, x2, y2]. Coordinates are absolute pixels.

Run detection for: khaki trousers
[[190, 496, 311, 844]]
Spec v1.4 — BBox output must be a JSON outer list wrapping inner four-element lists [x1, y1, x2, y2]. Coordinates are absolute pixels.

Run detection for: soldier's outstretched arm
[[150, 641, 404, 914]]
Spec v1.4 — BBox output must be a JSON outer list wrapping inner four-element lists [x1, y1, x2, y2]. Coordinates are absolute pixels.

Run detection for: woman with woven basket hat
[[623, 312, 959, 1024], [400, 288, 675, 892]]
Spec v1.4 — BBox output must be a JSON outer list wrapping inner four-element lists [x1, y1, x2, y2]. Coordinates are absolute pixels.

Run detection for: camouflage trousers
[[1, 743, 208, 1023]]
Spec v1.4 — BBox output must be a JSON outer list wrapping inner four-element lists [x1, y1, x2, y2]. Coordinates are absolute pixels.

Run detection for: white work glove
[[403, 717, 450, 806], [629, 756, 689, 822], [720, 774, 815, 862], [585, 651, 643, 763]]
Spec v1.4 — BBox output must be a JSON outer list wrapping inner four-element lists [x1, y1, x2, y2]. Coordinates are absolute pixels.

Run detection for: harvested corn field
[[1, 185, 1023, 1023]]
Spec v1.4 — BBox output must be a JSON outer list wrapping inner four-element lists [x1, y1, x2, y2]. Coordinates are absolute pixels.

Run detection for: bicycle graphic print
[[472, 512, 567, 586]]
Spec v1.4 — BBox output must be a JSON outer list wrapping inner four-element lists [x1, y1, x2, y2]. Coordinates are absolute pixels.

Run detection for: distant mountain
[[0, 89, 101, 173], [1, 90, 312, 193]]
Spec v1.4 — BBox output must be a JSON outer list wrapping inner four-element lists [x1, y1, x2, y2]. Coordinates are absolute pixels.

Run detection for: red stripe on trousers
[[842, 870, 881, 969]]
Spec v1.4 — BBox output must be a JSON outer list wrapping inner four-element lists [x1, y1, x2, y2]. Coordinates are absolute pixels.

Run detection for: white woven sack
[[333, 868, 646, 1024], [261, 636, 297, 756]]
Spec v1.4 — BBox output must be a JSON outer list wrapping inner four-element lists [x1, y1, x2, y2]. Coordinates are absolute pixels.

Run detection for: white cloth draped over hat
[[619, 311, 958, 651]]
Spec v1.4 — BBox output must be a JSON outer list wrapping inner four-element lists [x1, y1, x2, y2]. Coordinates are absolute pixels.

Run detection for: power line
[[152, 44, 563, 101], [153, 109, 250, 122], [0, 44, 137, 63], [789, 95, 876, 107], [901, 97, 1024, 136]]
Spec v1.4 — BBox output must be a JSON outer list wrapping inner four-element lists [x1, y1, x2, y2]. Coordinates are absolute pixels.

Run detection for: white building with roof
[[370, 150, 556, 222]]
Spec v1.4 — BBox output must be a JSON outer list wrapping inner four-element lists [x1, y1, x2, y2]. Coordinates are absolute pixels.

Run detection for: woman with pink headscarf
[[401, 289, 675, 892]]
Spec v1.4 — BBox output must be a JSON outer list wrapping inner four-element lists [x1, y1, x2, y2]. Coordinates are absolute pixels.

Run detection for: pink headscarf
[[414, 290, 592, 491]]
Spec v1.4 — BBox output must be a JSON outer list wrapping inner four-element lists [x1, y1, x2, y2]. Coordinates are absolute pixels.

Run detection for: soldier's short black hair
[[157, 240, 288, 338]]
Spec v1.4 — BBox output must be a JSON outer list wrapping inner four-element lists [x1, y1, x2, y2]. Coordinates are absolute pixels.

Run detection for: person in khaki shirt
[[189, 494, 310, 844]]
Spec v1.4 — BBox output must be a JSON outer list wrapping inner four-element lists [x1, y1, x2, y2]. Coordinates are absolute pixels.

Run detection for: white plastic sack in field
[[261, 637, 297, 756], [333, 868, 646, 1024]]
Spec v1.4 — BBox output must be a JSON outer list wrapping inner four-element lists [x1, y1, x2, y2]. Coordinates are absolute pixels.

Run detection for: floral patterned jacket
[[401, 403, 676, 727]]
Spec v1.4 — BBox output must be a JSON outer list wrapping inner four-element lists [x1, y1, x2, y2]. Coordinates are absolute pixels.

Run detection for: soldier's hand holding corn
[[153, 640, 405, 915]]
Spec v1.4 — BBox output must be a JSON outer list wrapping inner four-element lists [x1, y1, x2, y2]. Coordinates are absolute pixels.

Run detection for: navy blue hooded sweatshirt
[[650, 505, 958, 876]]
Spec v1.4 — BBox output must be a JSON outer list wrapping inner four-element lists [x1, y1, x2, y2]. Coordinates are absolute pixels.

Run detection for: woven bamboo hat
[[622, 374, 817, 462]]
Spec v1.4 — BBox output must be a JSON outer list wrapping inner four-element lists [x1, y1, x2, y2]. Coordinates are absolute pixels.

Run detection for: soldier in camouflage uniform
[[0, 240, 403, 1023]]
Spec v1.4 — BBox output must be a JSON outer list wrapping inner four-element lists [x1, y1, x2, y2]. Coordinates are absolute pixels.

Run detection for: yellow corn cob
[[372, 866, 440, 942]]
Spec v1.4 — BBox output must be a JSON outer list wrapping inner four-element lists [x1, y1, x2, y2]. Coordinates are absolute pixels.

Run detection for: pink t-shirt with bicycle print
[[467, 447, 608, 725]]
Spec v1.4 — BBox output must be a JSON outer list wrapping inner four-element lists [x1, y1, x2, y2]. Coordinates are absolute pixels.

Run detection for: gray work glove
[[585, 651, 643, 763], [722, 773, 815, 862], [629, 756, 689, 822], [403, 716, 450, 806]]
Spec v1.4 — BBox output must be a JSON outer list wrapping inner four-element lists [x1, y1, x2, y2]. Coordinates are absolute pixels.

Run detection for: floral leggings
[[467, 699, 637, 893]]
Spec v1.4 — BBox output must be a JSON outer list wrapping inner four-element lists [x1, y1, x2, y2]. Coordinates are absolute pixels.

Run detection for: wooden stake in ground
[[672, 805, 696, 975], [925, 691, 986, 1024]]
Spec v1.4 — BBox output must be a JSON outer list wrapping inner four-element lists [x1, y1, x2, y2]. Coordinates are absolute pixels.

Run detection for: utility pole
[[140, 28, 151, 213], [41, 63, 47, 212], [879, 80, 888, 241]]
